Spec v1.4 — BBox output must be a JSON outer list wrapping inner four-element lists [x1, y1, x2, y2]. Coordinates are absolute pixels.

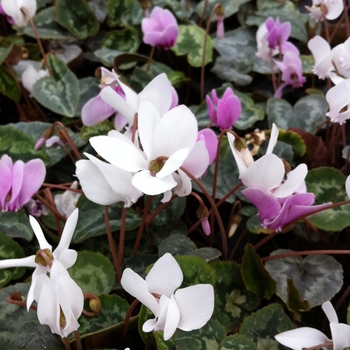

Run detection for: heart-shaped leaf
[[265, 249, 343, 307], [32, 55, 79, 117]]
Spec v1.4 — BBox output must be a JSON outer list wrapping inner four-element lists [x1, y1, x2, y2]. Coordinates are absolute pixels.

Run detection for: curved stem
[[118, 207, 127, 268], [146, 195, 177, 225], [63, 338, 71, 350], [121, 299, 139, 345], [146, 46, 155, 72], [180, 166, 228, 259], [200, 3, 221, 102], [269, 49, 277, 93], [104, 206, 121, 282], [73, 331, 83, 350], [21, 7, 52, 76], [133, 196, 153, 256]]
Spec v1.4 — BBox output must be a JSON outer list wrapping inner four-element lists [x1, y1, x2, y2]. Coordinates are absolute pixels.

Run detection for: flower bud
[[89, 298, 102, 314]]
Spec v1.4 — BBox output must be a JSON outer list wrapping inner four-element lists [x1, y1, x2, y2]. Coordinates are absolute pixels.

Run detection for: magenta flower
[[141, 7, 179, 50], [274, 51, 306, 98], [242, 188, 330, 231], [265, 17, 291, 50], [206, 88, 241, 130], [0, 155, 46, 212]]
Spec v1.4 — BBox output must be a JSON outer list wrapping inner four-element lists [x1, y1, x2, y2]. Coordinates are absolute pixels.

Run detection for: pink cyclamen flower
[[216, 14, 224, 39], [141, 7, 179, 49], [206, 88, 242, 130], [256, 17, 299, 61], [0, 155, 46, 212], [274, 51, 306, 98], [197, 129, 218, 165]]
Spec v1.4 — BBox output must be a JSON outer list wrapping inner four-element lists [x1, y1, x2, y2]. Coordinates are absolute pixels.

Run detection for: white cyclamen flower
[[0, 209, 83, 337], [101, 73, 174, 127], [2, 0, 37, 27], [21, 64, 49, 94], [90, 100, 209, 202], [306, 0, 343, 21], [275, 301, 350, 350], [326, 78, 350, 124], [54, 181, 81, 218], [121, 253, 214, 341]]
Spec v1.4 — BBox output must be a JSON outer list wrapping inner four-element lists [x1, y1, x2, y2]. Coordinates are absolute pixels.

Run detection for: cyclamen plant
[[1, 0, 350, 349]]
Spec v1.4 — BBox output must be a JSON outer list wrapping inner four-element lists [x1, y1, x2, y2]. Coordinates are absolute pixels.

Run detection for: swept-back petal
[[273, 164, 307, 198], [322, 301, 338, 323], [132, 170, 177, 195], [0, 161, 12, 209], [172, 170, 192, 198], [266, 123, 279, 154], [29, 215, 51, 250], [100, 86, 135, 125], [157, 149, 189, 179], [121, 268, 159, 315], [227, 133, 252, 178], [163, 295, 180, 340], [153, 105, 197, 157], [241, 154, 284, 191], [0, 255, 36, 269], [146, 253, 183, 297], [90, 135, 147, 172], [181, 140, 210, 178], [54, 208, 78, 261], [275, 327, 330, 350], [175, 284, 214, 331], [6, 160, 24, 211], [330, 322, 350, 350]]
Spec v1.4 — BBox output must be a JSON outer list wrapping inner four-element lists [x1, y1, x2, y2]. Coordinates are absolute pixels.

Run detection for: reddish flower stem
[[118, 207, 127, 268], [121, 299, 139, 346]]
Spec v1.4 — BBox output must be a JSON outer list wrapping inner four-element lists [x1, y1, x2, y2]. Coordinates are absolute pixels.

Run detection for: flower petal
[[121, 268, 159, 315], [322, 301, 338, 323], [82, 93, 116, 126], [132, 170, 177, 195], [0, 255, 36, 269], [157, 149, 189, 179], [163, 295, 180, 340], [266, 123, 279, 154], [29, 215, 52, 250], [275, 327, 330, 350], [181, 140, 210, 178], [330, 322, 350, 350], [175, 284, 214, 331], [146, 253, 183, 297]]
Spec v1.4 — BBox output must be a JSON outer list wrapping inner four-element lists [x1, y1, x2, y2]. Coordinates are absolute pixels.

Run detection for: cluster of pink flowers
[[256, 17, 305, 98]]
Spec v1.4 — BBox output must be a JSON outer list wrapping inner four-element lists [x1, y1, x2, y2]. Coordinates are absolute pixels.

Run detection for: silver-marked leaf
[[305, 167, 350, 231], [175, 319, 226, 349], [68, 251, 116, 295], [55, 0, 99, 39], [22, 7, 73, 40], [172, 25, 213, 67], [266, 96, 328, 133], [219, 334, 257, 350], [210, 261, 260, 333], [265, 250, 343, 307], [32, 55, 79, 117], [0, 210, 33, 241], [0, 283, 65, 349], [68, 294, 129, 341], [240, 304, 294, 350]]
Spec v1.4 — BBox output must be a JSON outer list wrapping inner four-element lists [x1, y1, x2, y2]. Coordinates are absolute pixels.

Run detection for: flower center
[[149, 159, 165, 176], [35, 248, 54, 267]]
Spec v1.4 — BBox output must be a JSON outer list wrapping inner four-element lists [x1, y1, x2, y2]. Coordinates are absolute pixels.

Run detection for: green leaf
[[266, 96, 328, 134], [0, 125, 49, 165], [55, 0, 99, 39], [0, 232, 26, 286], [241, 243, 276, 300], [154, 331, 176, 350], [22, 7, 73, 40], [0, 283, 65, 349], [0, 211, 33, 241], [158, 234, 221, 262], [196, 0, 250, 22], [32, 55, 79, 117], [151, 195, 186, 227], [286, 278, 310, 321], [276, 129, 306, 157], [212, 56, 253, 86], [214, 27, 277, 75], [106, 0, 136, 27], [0, 45, 13, 65], [305, 167, 350, 231], [81, 120, 114, 139], [68, 294, 129, 341], [219, 334, 257, 350], [210, 261, 260, 333], [0, 66, 20, 101], [76, 77, 100, 117], [88, 0, 107, 22], [235, 91, 265, 130], [175, 255, 216, 287], [240, 304, 294, 349], [265, 249, 343, 308], [172, 25, 213, 67], [73, 196, 142, 243], [300, 55, 315, 74], [102, 29, 139, 53], [68, 251, 116, 294], [94, 48, 123, 66], [175, 319, 226, 349], [11, 121, 87, 166]]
